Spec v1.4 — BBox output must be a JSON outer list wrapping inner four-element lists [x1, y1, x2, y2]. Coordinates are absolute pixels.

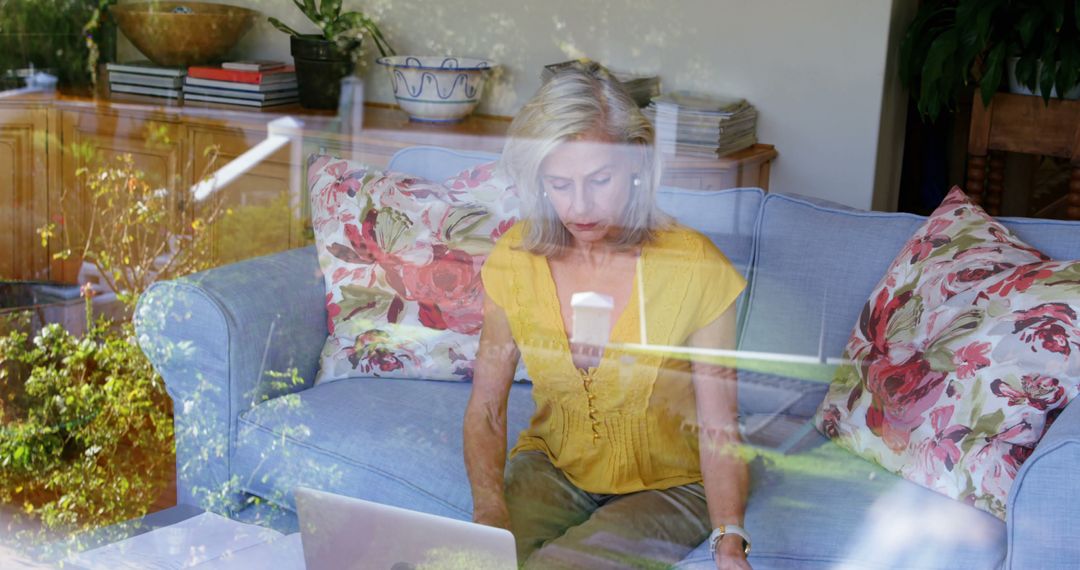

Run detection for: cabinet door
[[57, 109, 185, 281], [0, 106, 49, 280], [189, 125, 301, 266]]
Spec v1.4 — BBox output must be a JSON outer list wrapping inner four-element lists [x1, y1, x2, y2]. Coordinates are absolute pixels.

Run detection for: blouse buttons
[[582, 370, 601, 443]]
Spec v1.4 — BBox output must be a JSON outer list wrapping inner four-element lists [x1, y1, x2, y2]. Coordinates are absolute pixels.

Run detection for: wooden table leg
[[986, 151, 1005, 216], [1068, 165, 1080, 220], [967, 153, 987, 207]]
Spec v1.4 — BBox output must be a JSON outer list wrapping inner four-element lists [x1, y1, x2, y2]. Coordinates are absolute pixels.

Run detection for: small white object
[[191, 116, 303, 201], [570, 291, 614, 346]]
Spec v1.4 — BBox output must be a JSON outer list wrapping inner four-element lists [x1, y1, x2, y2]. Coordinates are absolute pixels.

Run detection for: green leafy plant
[[0, 139, 227, 545], [269, 0, 395, 59], [900, 0, 1080, 121], [0, 0, 116, 87], [0, 297, 174, 538]]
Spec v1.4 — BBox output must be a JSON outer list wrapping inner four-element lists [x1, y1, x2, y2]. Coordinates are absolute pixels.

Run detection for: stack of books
[[106, 61, 186, 99], [183, 61, 298, 108], [541, 59, 660, 107], [644, 91, 758, 157]]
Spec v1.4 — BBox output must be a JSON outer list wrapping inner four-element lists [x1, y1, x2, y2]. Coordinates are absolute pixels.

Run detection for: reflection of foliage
[[0, 139, 230, 552], [0, 0, 116, 87], [0, 298, 173, 539], [213, 193, 301, 265], [416, 547, 518, 570], [38, 143, 224, 306]]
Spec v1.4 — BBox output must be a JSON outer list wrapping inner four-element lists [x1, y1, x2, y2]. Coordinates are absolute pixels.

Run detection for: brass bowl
[[110, 2, 258, 67]]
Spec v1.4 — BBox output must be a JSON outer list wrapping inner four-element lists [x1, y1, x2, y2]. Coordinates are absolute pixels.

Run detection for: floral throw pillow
[[309, 156, 519, 382], [815, 187, 1080, 519]]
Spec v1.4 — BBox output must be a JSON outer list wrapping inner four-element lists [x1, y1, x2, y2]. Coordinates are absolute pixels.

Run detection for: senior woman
[[463, 63, 751, 570]]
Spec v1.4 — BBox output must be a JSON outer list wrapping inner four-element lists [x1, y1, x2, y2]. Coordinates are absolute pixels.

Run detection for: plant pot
[[1006, 57, 1080, 100], [291, 35, 355, 110]]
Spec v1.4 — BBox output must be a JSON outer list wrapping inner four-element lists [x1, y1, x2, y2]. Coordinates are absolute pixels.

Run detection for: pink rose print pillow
[[308, 157, 519, 382], [815, 186, 1080, 519]]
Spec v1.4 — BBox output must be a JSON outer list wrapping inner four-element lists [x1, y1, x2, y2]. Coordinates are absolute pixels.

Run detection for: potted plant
[[0, 0, 117, 88], [900, 0, 1080, 121], [269, 1, 395, 109]]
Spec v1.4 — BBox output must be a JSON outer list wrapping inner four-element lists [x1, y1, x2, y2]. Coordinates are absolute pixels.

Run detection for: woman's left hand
[[714, 535, 752, 570]]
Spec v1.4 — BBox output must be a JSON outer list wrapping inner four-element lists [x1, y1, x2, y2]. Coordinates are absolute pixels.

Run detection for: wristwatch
[[709, 524, 751, 560]]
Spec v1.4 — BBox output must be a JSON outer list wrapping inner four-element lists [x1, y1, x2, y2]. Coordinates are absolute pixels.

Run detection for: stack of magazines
[[644, 92, 758, 157], [106, 61, 185, 99], [542, 59, 660, 107], [184, 61, 298, 108]]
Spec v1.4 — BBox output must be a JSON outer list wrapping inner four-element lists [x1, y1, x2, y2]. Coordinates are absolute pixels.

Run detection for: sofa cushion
[[673, 434, 1006, 570], [233, 377, 535, 520], [308, 155, 521, 382], [815, 188, 1080, 519]]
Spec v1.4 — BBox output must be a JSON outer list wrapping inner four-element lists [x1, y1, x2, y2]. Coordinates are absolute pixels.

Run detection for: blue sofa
[[136, 146, 1080, 569]]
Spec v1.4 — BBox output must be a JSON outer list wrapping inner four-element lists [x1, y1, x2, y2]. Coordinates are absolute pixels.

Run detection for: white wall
[[121, 0, 903, 211]]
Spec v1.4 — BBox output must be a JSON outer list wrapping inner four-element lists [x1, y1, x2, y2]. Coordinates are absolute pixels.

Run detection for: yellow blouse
[[480, 222, 746, 495]]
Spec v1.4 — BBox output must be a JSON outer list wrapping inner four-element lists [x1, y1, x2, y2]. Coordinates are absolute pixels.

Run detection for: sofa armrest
[[1005, 399, 1080, 569], [135, 246, 326, 513]]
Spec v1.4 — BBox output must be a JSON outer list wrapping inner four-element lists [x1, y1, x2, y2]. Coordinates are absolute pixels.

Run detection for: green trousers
[[505, 450, 711, 569]]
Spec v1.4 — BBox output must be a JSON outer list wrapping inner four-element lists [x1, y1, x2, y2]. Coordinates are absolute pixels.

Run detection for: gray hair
[[499, 61, 669, 257]]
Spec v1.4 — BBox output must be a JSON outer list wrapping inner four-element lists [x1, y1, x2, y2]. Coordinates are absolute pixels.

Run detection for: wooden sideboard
[[0, 91, 777, 282]]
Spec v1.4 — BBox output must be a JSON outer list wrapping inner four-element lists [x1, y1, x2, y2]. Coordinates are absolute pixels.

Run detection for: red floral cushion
[[815, 187, 1080, 519], [308, 157, 519, 382]]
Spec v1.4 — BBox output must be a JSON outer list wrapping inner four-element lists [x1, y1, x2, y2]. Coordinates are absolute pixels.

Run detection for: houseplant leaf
[[1015, 54, 1039, 91], [1017, 7, 1045, 47], [268, 17, 301, 37], [301, 0, 318, 22], [323, 0, 343, 21], [1039, 35, 1061, 102], [1044, 0, 1066, 31], [899, 11, 932, 88], [980, 42, 1007, 105], [972, 0, 1006, 47], [1056, 40, 1080, 99], [920, 28, 960, 119]]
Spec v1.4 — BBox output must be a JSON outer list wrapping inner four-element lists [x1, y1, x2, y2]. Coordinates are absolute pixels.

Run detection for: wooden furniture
[[299, 104, 777, 191], [0, 91, 777, 282], [966, 92, 1080, 219]]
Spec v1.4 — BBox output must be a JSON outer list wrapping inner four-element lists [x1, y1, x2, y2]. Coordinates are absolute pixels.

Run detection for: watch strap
[[708, 524, 751, 560]]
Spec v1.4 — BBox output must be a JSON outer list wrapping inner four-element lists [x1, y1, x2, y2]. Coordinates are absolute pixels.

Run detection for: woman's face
[[538, 136, 636, 246]]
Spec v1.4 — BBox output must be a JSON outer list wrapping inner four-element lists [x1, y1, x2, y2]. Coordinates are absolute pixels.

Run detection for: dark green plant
[[0, 0, 116, 87], [900, 0, 1080, 121], [268, 0, 395, 59]]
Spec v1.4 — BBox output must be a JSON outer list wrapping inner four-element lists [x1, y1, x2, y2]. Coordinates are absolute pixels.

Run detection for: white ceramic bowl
[[377, 56, 494, 122]]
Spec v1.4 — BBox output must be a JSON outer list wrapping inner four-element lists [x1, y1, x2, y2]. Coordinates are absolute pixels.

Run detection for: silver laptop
[[294, 486, 517, 570]]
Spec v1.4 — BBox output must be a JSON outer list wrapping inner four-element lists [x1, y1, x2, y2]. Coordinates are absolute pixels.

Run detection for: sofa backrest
[[388, 145, 500, 182], [999, 216, 1080, 260], [738, 193, 924, 359], [739, 193, 1080, 362]]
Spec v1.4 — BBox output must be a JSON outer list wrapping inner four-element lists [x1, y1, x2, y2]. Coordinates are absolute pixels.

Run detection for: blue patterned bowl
[[377, 56, 494, 122]]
